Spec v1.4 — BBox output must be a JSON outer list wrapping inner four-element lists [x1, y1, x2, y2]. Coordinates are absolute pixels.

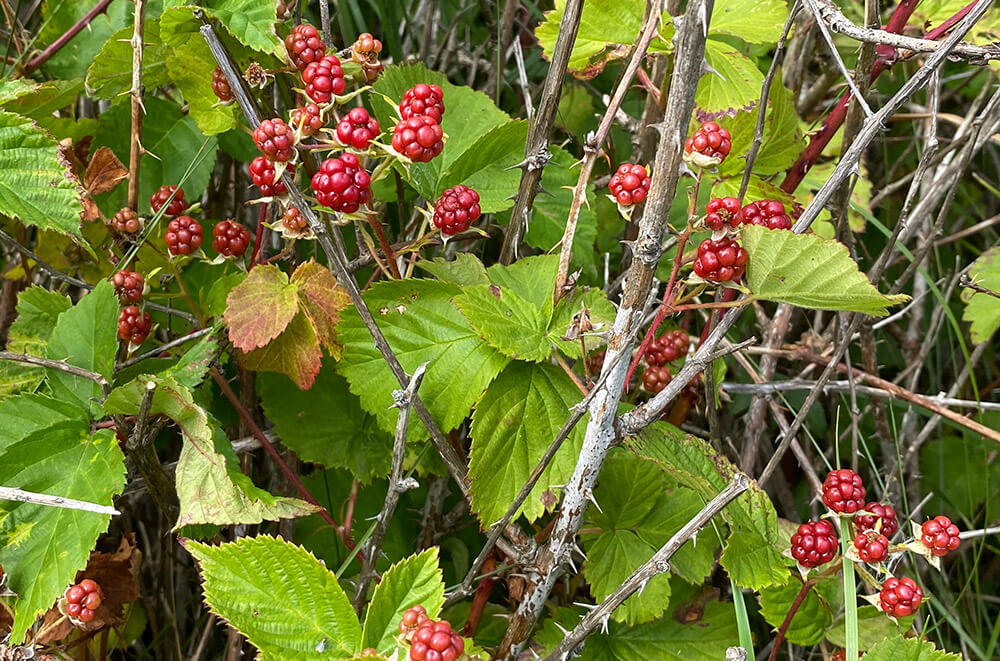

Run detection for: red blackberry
[[392, 115, 444, 163], [150, 185, 186, 218], [164, 216, 203, 256], [790, 519, 838, 568], [684, 121, 732, 163], [111, 270, 145, 303], [822, 469, 866, 514], [212, 220, 252, 258], [302, 55, 346, 105], [879, 576, 923, 617], [735, 199, 792, 230], [211, 66, 233, 104], [692, 237, 747, 282], [290, 104, 324, 137], [399, 83, 445, 124], [336, 107, 380, 150], [351, 33, 383, 66], [646, 329, 688, 366], [249, 156, 293, 197], [853, 530, 890, 563], [285, 23, 326, 71], [281, 206, 309, 235], [609, 163, 651, 206], [920, 515, 960, 557], [111, 208, 142, 234], [253, 118, 296, 163], [118, 306, 152, 345], [432, 185, 481, 236], [65, 578, 103, 624], [641, 365, 671, 394], [398, 605, 430, 638], [409, 619, 464, 661], [855, 502, 899, 538], [704, 197, 741, 232], [311, 153, 372, 213]]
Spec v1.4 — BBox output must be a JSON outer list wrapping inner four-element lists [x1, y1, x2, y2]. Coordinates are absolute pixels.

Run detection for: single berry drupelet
[[854, 502, 898, 538], [118, 306, 152, 345], [302, 55, 346, 105], [111, 270, 145, 303], [704, 197, 741, 232], [921, 515, 960, 557], [646, 330, 688, 366], [291, 104, 324, 137], [254, 118, 296, 162], [112, 208, 142, 234], [336, 107, 381, 149], [212, 220, 252, 257], [249, 156, 293, 197], [150, 185, 186, 218], [165, 216, 203, 256], [735, 199, 792, 230], [312, 153, 372, 213], [433, 185, 481, 236], [790, 519, 838, 568], [879, 576, 923, 617], [211, 67, 233, 104], [285, 23, 326, 71], [822, 468, 866, 514], [281, 206, 309, 234], [684, 121, 732, 162], [641, 365, 672, 394], [853, 530, 890, 563], [65, 579, 104, 623], [692, 237, 748, 282], [609, 163, 651, 206], [392, 115, 444, 162], [409, 619, 464, 661], [398, 605, 429, 637], [400, 83, 445, 123]]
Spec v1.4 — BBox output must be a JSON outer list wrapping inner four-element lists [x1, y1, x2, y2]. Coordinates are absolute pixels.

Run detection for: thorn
[[583, 488, 602, 513], [637, 578, 650, 596], [599, 615, 610, 635], [554, 622, 570, 635]]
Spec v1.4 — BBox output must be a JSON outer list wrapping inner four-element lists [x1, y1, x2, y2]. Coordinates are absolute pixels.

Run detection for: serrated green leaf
[[860, 635, 961, 660], [258, 367, 392, 482], [717, 86, 802, 179], [584, 531, 672, 626], [37, 0, 129, 79], [336, 279, 509, 440], [629, 423, 787, 589], [486, 253, 560, 314], [710, 0, 790, 44], [417, 254, 490, 286], [44, 280, 117, 417], [0, 425, 125, 644], [697, 42, 762, 119], [961, 246, 1000, 344], [361, 548, 445, 653], [224, 264, 300, 351], [0, 393, 88, 449], [549, 287, 617, 359], [0, 110, 85, 239], [187, 535, 361, 659], [86, 21, 170, 98], [162, 335, 218, 389], [0, 286, 73, 399], [199, 0, 283, 55], [0, 80, 39, 104], [2, 79, 85, 120], [759, 580, 833, 645], [826, 606, 916, 651], [455, 285, 551, 362], [741, 225, 909, 316], [469, 362, 585, 524], [440, 120, 528, 213]]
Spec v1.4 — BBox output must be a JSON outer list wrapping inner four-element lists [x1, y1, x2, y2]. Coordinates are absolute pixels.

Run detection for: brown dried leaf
[[83, 146, 128, 195]]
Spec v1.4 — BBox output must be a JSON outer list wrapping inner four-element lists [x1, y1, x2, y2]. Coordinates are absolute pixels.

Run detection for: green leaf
[[417, 254, 490, 286], [0, 110, 85, 239], [198, 0, 283, 55], [37, 0, 130, 79], [361, 548, 445, 653], [258, 367, 392, 482], [486, 253, 560, 314], [0, 286, 73, 399], [629, 423, 787, 589], [741, 225, 909, 316], [86, 21, 170, 98], [162, 334, 218, 389], [186, 535, 362, 659], [45, 280, 118, 417], [439, 120, 528, 213], [336, 279, 509, 440], [709, 0, 790, 45], [0, 80, 39, 105], [549, 287, 617, 359], [718, 85, 802, 179], [0, 393, 88, 449], [224, 264, 300, 351], [860, 635, 961, 660], [696, 42, 762, 119], [961, 246, 1000, 344], [455, 285, 551, 362], [0, 425, 125, 644], [826, 606, 916, 652], [759, 580, 834, 645], [240, 312, 324, 390], [469, 362, 586, 524]]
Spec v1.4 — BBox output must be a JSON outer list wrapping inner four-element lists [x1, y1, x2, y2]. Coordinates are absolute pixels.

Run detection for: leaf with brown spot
[[83, 146, 127, 195], [224, 265, 299, 351], [290, 260, 351, 358]]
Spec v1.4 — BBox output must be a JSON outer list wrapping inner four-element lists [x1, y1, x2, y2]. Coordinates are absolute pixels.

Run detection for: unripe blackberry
[[336, 107, 381, 149], [853, 530, 890, 563], [920, 515, 960, 557], [111, 270, 145, 303], [432, 185, 481, 236], [302, 55, 346, 105], [249, 156, 293, 197], [212, 220, 252, 257], [609, 163, 651, 206], [351, 32, 383, 66], [392, 115, 444, 163], [399, 83, 445, 123], [879, 576, 923, 617], [822, 469, 866, 514], [281, 206, 310, 236], [311, 153, 372, 213], [65, 579, 103, 624], [285, 23, 326, 71], [118, 306, 152, 345], [855, 502, 899, 538], [254, 118, 296, 162], [112, 208, 142, 234], [790, 519, 838, 568], [684, 121, 731, 163], [704, 197, 741, 232], [150, 185, 186, 218], [646, 330, 688, 366], [211, 66, 233, 104], [290, 104, 324, 137], [641, 365, 671, 394], [164, 216, 203, 256], [735, 199, 792, 230], [692, 237, 747, 282]]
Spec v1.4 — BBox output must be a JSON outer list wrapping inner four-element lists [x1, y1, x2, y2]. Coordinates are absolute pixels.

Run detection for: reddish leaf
[[83, 146, 128, 195], [291, 260, 351, 358], [224, 265, 299, 351], [239, 312, 323, 389]]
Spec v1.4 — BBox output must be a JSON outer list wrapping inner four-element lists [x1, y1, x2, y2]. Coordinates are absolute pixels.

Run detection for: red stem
[[209, 367, 353, 548], [24, 0, 115, 74], [366, 213, 401, 279], [464, 556, 497, 637], [768, 579, 816, 661], [342, 480, 358, 543], [250, 203, 268, 268]]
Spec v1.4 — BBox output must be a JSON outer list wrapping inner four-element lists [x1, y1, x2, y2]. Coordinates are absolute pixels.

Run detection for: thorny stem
[[23, 0, 114, 75], [768, 579, 816, 661], [127, 0, 146, 211]]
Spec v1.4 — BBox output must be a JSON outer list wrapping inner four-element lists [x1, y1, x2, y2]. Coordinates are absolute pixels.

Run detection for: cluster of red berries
[[392, 84, 446, 162], [692, 236, 747, 282], [822, 469, 867, 514], [64, 579, 103, 624], [609, 163, 651, 206], [684, 121, 731, 163], [704, 196, 741, 232], [211, 67, 233, 104], [212, 220, 252, 257], [111, 270, 145, 303], [735, 199, 792, 230], [165, 216, 203, 256], [852, 529, 890, 563], [291, 104, 324, 137], [312, 153, 372, 213], [150, 185, 186, 218], [920, 515, 961, 556], [398, 606, 464, 661], [254, 118, 296, 163], [118, 305, 152, 345], [432, 185, 481, 236], [790, 519, 838, 568], [401, 84, 445, 123], [249, 156, 291, 197], [693, 197, 791, 282], [281, 206, 309, 236], [303, 55, 346, 105], [111, 208, 142, 234], [285, 24, 325, 71], [641, 364, 671, 394], [855, 501, 899, 537], [336, 107, 381, 150], [879, 576, 923, 618], [646, 330, 688, 366], [351, 33, 384, 82]]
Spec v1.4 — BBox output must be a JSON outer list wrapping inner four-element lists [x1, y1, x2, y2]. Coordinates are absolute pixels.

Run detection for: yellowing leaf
[[291, 260, 351, 358], [240, 312, 323, 390], [224, 265, 299, 351]]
